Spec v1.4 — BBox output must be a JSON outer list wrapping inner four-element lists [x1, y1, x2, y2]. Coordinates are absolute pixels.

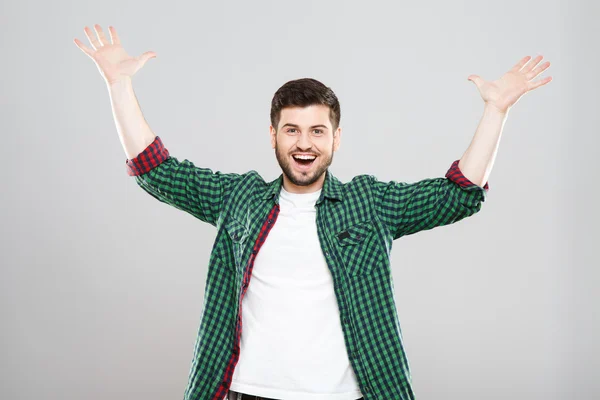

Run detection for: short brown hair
[[270, 78, 341, 132]]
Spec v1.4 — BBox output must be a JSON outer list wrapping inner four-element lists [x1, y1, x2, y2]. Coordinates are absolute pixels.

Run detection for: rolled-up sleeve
[[125, 136, 241, 226], [372, 159, 489, 240]]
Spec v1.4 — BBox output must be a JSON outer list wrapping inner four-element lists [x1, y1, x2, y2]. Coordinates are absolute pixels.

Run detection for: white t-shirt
[[229, 186, 363, 400]]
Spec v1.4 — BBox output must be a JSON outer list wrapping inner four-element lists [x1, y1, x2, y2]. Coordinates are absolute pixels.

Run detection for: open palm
[[74, 24, 156, 85], [468, 55, 552, 113]]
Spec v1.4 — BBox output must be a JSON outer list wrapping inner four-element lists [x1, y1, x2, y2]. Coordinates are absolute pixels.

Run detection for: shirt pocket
[[225, 217, 249, 270], [334, 220, 379, 277]]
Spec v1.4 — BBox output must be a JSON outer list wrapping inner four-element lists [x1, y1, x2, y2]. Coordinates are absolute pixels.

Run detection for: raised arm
[[373, 55, 552, 240], [125, 136, 241, 226], [74, 24, 158, 158], [461, 55, 552, 185], [75, 24, 239, 226], [372, 160, 489, 240]]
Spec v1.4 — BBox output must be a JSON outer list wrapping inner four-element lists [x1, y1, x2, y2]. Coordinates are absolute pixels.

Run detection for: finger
[[521, 55, 544, 74], [108, 26, 121, 46], [527, 61, 551, 80], [140, 51, 157, 62], [93, 24, 109, 46], [529, 76, 553, 90], [467, 74, 484, 89], [84, 26, 102, 51], [73, 38, 95, 58], [510, 56, 532, 73]]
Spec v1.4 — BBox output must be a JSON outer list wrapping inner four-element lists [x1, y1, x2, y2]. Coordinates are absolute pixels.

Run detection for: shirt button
[[343, 317, 349, 324], [267, 219, 273, 224]]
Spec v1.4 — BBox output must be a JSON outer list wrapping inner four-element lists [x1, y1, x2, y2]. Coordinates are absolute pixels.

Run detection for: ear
[[269, 125, 276, 149], [333, 126, 342, 152]]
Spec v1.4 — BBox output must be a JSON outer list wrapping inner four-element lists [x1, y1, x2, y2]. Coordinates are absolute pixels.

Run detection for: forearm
[[107, 77, 157, 159], [458, 104, 507, 187]]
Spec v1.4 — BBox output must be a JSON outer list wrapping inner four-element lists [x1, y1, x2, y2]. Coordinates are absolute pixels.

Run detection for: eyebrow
[[281, 123, 329, 130]]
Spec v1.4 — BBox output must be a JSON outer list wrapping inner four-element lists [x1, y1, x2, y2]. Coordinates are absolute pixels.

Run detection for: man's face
[[270, 105, 341, 192]]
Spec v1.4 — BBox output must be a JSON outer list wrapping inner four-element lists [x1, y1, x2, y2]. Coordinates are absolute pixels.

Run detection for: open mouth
[[292, 154, 317, 170]]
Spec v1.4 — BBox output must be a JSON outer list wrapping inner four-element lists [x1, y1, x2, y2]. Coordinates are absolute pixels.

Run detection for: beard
[[275, 140, 334, 187]]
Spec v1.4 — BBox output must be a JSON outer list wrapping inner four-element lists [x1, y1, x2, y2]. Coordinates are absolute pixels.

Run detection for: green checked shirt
[[126, 136, 489, 400]]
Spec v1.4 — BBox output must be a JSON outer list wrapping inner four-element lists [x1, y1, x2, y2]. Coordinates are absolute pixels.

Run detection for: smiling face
[[270, 104, 342, 194]]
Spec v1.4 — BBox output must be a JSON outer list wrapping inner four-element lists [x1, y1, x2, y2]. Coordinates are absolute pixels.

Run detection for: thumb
[[138, 51, 157, 66], [467, 74, 484, 89]]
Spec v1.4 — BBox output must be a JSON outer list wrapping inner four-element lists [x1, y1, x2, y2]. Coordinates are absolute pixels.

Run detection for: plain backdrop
[[1, 0, 598, 399]]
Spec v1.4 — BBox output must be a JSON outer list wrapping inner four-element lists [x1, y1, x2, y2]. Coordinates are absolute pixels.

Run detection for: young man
[[75, 24, 552, 400]]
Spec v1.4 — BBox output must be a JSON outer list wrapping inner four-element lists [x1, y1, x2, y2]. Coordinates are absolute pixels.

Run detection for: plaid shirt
[[126, 136, 489, 400]]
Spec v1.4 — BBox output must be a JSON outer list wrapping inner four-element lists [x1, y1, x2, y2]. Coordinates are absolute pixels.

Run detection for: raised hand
[[467, 55, 552, 113], [74, 24, 157, 85]]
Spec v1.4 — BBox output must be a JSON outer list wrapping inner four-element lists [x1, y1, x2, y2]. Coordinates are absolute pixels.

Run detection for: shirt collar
[[259, 169, 344, 205]]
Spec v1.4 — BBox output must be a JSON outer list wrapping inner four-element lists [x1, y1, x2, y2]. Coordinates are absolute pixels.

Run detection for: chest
[[223, 197, 386, 279]]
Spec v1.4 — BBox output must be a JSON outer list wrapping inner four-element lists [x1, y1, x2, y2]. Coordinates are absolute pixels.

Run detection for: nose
[[296, 131, 312, 150]]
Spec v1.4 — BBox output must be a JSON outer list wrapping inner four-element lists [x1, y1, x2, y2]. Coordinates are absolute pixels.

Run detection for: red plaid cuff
[[125, 136, 170, 176], [445, 159, 490, 191]]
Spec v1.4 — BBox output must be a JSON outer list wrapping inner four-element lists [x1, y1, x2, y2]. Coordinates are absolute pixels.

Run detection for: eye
[[313, 129, 323, 134]]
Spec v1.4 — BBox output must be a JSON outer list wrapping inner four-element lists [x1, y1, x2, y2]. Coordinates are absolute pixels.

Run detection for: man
[[75, 24, 552, 400]]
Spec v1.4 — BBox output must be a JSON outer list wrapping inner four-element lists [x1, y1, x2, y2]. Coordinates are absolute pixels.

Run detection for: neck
[[282, 172, 325, 194]]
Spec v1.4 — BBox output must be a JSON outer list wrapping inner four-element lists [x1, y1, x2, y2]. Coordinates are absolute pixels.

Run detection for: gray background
[[1, 0, 598, 399]]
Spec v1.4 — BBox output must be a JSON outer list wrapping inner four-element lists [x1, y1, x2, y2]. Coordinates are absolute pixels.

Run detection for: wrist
[[484, 102, 509, 116], [107, 76, 132, 89]]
